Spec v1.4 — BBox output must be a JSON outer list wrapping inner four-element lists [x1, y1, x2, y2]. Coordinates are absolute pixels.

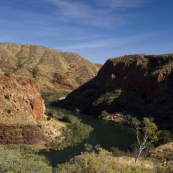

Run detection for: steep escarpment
[[0, 74, 45, 123], [59, 54, 173, 129], [0, 74, 47, 145], [0, 43, 100, 92]]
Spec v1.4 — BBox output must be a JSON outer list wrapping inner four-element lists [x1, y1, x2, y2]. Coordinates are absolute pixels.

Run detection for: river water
[[42, 106, 136, 167]]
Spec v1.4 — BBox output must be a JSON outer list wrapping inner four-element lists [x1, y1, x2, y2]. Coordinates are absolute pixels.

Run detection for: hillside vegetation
[[1, 144, 173, 173], [0, 43, 100, 92]]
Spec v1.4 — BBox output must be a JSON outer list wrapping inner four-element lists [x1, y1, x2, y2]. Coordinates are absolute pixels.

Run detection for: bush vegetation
[[45, 108, 93, 150], [99, 110, 109, 120], [1, 144, 173, 173], [7, 109, 11, 114], [155, 130, 173, 147], [4, 94, 10, 100], [46, 108, 81, 124], [53, 145, 173, 173], [41, 92, 68, 104], [4, 72, 11, 77], [109, 146, 126, 157], [0, 145, 52, 173], [50, 120, 93, 150]]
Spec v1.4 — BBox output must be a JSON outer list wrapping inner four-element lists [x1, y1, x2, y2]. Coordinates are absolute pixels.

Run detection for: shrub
[[47, 116, 51, 121], [4, 94, 10, 100], [37, 124, 42, 129], [155, 130, 173, 146], [109, 146, 126, 156], [99, 110, 109, 119], [75, 108, 80, 112], [7, 110, 11, 114], [41, 92, 68, 104], [4, 72, 11, 77], [46, 109, 64, 120], [61, 114, 81, 124]]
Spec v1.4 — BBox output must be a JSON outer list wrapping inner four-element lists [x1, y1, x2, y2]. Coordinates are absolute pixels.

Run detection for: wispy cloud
[[45, 0, 146, 27], [99, 0, 147, 9], [45, 0, 111, 27], [57, 32, 161, 50]]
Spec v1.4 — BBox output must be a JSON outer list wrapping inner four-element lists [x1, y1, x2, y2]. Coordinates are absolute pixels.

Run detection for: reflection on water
[[41, 106, 136, 167]]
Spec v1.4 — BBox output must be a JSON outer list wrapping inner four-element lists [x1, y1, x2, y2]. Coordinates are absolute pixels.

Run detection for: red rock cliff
[[0, 74, 45, 123], [0, 74, 47, 145], [97, 54, 173, 102]]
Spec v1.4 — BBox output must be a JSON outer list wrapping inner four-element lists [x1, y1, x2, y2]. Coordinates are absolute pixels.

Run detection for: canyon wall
[[59, 54, 173, 129]]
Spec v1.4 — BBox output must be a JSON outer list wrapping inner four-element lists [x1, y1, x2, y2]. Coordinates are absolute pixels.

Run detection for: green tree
[[156, 130, 173, 146], [126, 116, 158, 165], [99, 110, 109, 119]]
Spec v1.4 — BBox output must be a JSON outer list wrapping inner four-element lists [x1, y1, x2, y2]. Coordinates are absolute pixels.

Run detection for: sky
[[0, 0, 173, 64]]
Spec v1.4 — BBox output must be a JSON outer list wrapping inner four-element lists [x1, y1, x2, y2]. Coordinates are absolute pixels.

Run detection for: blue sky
[[0, 0, 173, 64]]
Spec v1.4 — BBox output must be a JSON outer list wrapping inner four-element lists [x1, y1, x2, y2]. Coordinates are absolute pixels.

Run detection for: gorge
[[0, 43, 173, 172], [58, 54, 173, 131]]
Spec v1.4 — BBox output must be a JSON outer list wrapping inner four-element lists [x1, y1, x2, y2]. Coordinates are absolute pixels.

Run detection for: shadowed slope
[[58, 54, 173, 130]]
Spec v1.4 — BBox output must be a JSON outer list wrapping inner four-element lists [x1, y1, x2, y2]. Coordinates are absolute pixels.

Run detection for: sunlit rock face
[[0, 74, 45, 123], [0, 74, 46, 144]]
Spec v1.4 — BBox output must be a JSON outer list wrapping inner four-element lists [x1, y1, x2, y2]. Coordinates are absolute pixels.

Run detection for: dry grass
[[39, 114, 66, 141], [151, 142, 173, 158], [113, 156, 156, 169], [0, 112, 37, 125]]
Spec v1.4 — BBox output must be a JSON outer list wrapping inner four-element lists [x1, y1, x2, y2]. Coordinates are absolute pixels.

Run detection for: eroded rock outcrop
[[59, 54, 173, 130], [0, 74, 46, 145], [0, 74, 45, 123]]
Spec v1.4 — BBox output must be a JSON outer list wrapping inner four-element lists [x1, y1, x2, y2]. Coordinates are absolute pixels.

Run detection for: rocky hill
[[59, 54, 173, 130], [0, 43, 100, 92]]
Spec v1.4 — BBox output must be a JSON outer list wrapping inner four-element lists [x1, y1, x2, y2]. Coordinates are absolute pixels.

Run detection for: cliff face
[[0, 74, 47, 145], [0, 43, 100, 92], [0, 74, 45, 123], [97, 54, 173, 102], [60, 54, 173, 129]]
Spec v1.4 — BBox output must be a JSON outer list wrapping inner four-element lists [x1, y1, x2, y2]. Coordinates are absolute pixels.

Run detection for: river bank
[[41, 106, 136, 166]]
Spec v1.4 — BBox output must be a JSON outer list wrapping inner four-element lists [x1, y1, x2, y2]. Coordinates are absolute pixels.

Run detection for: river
[[42, 106, 136, 167]]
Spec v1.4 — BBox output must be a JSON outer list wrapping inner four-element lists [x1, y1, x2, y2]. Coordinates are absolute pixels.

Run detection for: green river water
[[42, 106, 136, 167]]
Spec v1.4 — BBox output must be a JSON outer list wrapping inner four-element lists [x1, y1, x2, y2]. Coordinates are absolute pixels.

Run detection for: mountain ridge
[[0, 42, 101, 92]]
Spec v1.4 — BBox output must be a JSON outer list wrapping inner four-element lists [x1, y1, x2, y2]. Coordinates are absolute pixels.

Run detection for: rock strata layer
[[0, 124, 45, 144]]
